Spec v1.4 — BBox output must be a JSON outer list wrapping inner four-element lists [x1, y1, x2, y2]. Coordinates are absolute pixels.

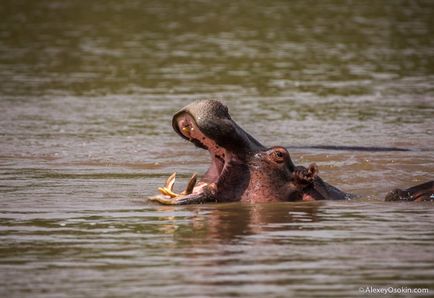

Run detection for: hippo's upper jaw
[[149, 99, 349, 205]]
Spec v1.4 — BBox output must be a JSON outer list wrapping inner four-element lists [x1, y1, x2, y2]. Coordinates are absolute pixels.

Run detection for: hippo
[[149, 100, 434, 205]]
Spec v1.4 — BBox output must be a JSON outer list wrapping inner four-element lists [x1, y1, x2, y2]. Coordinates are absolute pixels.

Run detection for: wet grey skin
[[149, 100, 434, 205]]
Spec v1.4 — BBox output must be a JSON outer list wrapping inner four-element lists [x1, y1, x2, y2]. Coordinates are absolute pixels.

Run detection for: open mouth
[[157, 112, 233, 199]]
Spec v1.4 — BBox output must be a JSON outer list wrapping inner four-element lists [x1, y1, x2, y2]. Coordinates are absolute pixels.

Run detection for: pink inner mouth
[[174, 113, 233, 194]]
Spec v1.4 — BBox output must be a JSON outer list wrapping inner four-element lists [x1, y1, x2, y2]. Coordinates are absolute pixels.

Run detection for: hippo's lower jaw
[[149, 172, 216, 205]]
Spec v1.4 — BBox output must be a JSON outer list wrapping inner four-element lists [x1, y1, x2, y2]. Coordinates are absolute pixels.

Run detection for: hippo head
[[150, 100, 348, 205]]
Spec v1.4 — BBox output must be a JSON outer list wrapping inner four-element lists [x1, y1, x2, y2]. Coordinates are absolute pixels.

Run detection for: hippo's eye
[[272, 150, 285, 162]]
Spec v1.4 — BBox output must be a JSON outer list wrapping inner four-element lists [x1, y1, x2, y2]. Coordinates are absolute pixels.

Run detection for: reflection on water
[[1, 202, 434, 297], [0, 0, 433, 297]]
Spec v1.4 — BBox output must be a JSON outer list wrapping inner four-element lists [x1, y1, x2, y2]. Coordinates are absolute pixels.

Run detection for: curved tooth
[[156, 172, 197, 199], [158, 187, 178, 198], [164, 172, 177, 191], [181, 173, 197, 195]]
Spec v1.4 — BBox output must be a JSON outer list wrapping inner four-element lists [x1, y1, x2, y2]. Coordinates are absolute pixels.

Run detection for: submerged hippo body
[[150, 100, 433, 205]]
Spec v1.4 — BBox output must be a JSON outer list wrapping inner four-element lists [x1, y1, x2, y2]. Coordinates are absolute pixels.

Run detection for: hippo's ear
[[293, 163, 319, 187], [306, 163, 319, 179]]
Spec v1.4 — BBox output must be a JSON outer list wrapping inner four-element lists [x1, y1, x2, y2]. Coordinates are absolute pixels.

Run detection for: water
[[1, 1, 433, 297]]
